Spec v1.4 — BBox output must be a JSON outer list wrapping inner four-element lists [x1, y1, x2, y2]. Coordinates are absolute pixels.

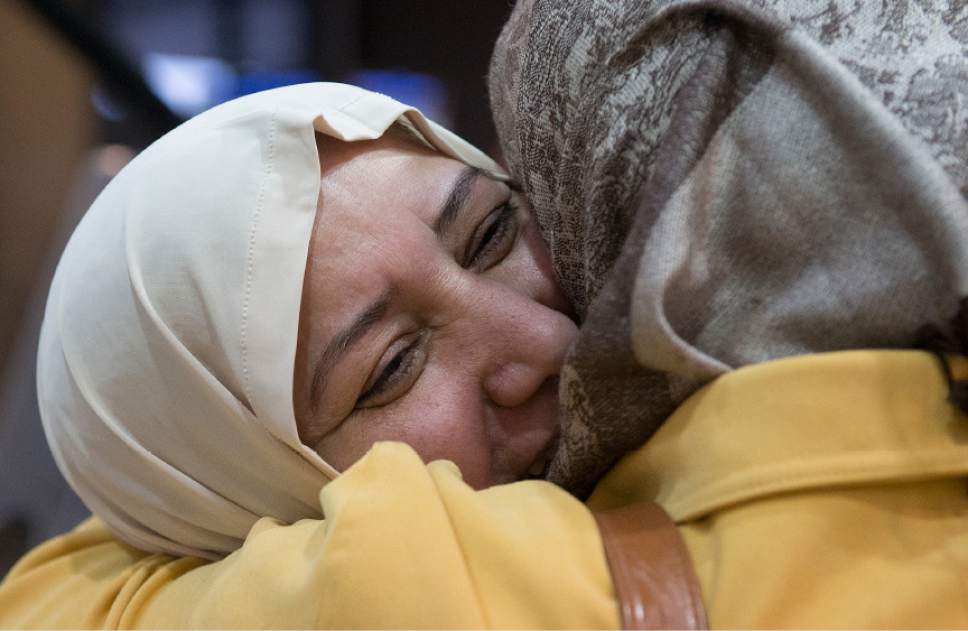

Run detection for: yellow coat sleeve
[[0, 442, 619, 629]]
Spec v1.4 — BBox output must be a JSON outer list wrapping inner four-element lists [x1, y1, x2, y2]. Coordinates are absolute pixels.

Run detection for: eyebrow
[[434, 166, 483, 238], [308, 166, 487, 414], [310, 289, 392, 413]]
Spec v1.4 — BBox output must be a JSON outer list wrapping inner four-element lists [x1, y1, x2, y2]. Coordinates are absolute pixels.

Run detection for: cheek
[[388, 364, 493, 487], [521, 217, 557, 285], [319, 363, 493, 488], [491, 217, 574, 320]]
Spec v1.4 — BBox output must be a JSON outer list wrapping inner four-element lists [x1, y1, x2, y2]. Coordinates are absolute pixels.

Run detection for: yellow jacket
[[2, 351, 968, 628]]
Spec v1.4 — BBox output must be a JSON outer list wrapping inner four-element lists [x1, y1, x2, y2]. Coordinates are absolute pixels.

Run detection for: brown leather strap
[[594, 502, 708, 630]]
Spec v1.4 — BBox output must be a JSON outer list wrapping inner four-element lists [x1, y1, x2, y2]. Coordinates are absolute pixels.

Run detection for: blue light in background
[[137, 52, 449, 127], [348, 70, 451, 127], [142, 53, 238, 118], [236, 70, 321, 97], [141, 53, 323, 118]]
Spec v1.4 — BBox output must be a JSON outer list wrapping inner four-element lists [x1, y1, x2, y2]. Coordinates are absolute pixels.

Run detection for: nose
[[477, 286, 578, 409]]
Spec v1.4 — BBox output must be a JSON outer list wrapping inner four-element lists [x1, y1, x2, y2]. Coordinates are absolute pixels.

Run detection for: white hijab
[[38, 83, 504, 559]]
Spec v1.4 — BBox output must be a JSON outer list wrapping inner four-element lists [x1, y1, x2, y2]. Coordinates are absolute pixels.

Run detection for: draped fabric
[[489, 0, 968, 496]]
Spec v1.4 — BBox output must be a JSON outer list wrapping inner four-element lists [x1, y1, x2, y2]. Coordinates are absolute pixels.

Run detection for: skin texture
[[292, 130, 577, 488]]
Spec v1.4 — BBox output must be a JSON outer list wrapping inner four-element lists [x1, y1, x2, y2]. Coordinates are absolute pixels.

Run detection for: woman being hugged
[[5, 0, 968, 626], [0, 84, 618, 629]]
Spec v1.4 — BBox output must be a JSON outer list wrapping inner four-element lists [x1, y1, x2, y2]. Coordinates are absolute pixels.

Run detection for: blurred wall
[[0, 0, 97, 574], [359, 1, 510, 153], [0, 1, 95, 365]]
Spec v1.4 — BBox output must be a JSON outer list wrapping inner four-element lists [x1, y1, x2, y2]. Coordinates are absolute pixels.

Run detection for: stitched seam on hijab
[[239, 109, 279, 404], [335, 93, 367, 113]]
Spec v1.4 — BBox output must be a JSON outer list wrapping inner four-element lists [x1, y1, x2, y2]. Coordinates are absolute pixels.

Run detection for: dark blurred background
[[0, 0, 513, 577]]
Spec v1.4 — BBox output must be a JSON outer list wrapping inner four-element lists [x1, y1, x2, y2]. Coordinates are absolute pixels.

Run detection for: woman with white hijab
[[31, 81, 573, 560], [0, 83, 628, 629]]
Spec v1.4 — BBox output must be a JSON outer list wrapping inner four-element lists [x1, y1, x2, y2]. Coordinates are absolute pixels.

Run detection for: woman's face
[[292, 130, 577, 488]]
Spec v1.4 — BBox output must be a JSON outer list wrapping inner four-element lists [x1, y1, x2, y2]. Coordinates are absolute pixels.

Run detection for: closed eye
[[465, 200, 519, 269], [355, 330, 428, 409]]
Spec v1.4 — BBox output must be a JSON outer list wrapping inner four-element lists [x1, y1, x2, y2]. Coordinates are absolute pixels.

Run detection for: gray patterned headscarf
[[490, 0, 968, 496]]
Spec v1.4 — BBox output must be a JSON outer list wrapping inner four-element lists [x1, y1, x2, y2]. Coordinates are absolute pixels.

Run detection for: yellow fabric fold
[[589, 350, 968, 519], [0, 443, 617, 629], [3, 350, 967, 628], [590, 350, 968, 628]]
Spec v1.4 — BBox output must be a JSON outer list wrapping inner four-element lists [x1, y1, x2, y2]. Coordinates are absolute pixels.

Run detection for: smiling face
[[292, 130, 577, 488]]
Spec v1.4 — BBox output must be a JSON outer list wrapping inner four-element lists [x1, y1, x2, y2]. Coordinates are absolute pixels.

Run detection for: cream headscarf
[[38, 83, 504, 559]]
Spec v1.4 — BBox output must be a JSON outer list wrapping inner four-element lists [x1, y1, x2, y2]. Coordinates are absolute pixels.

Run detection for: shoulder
[[0, 517, 203, 628], [0, 443, 617, 629]]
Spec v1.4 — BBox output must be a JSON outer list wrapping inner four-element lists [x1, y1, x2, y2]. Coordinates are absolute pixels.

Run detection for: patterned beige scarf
[[490, 0, 968, 497]]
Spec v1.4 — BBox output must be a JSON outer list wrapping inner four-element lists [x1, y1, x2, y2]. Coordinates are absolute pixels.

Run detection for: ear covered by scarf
[[38, 83, 505, 558], [489, 0, 968, 497]]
